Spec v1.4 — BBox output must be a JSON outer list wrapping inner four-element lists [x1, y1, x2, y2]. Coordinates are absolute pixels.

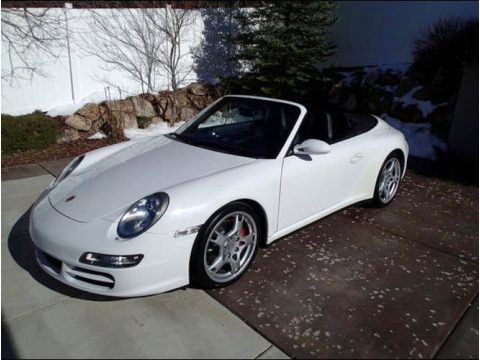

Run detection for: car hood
[[49, 136, 255, 223]]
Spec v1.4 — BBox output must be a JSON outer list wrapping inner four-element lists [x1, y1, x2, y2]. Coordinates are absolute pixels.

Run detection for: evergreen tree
[[193, 5, 244, 84], [233, 1, 337, 98]]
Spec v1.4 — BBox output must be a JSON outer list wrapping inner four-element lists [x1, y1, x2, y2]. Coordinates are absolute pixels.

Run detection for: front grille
[[64, 265, 115, 289], [36, 248, 61, 274], [36, 247, 116, 291], [44, 252, 62, 272]]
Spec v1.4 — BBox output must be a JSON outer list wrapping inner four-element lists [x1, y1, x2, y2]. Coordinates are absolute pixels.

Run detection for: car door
[[277, 110, 366, 230]]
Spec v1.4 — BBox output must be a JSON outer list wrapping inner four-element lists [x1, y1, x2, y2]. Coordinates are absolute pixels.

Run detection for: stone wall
[[59, 82, 217, 142]]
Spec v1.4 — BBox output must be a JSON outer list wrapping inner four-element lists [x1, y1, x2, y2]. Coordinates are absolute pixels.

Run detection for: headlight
[[117, 193, 169, 239], [51, 155, 84, 188]]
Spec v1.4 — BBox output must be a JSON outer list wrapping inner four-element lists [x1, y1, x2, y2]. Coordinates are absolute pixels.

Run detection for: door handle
[[350, 152, 364, 164]]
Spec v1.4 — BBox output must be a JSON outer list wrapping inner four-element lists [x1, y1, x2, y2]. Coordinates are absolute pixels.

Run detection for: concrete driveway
[[1, 161, 287, 359], [1, 159, 477, 359]]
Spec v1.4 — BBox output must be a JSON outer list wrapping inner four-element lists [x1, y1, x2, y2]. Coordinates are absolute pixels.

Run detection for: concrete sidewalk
[[1, 166, 288, 359]]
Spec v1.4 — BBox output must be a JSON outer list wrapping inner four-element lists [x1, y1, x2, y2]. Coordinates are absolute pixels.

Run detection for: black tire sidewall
[[189, 202, 261, 289]]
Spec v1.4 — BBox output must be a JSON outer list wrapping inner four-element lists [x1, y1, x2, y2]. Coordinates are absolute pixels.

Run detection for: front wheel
[[372, 154, 402, 207], [190, 202, 260, 289]]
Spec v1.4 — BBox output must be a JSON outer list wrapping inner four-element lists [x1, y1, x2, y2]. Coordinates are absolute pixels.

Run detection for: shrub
[[136, 116, 152, 129], [409, 17, 478, 99], [2, 111, 57, 154]]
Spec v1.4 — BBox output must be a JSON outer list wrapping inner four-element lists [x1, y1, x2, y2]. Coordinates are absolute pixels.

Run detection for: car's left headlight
[[117, 193, 169, 239]]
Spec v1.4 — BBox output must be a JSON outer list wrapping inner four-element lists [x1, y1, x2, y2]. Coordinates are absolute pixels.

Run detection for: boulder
[[111, 111, 138, 129], [377, 70, 401, 86], [188, 94, 212, 110], [77, 103, 103, 121], [132, 96, 155, 118], [413, 86, 449, 105], [363, 69, 381, 87], [56, 128, 80, 143], [394, 77, 420, 97], [367, 86, 393, 114], [180, 107, 198, 121], [187, 82, 208, 96], [151, 116, 163, 124], [65, 114, 92, 131], [106, 99, 135, 113], [390, 102, 425, 123]]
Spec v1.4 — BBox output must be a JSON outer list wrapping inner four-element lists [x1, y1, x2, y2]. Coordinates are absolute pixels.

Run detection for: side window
[[331, 111, 351, 142], [296, 111, 332, 144]]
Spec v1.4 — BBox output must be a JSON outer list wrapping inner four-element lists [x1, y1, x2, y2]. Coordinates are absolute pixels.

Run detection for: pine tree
[[233, 1, 337, 98], [193, 5, 244, 84]]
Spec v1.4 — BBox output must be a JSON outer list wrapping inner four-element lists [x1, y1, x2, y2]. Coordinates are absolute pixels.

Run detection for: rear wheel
[[190, 202, 260, 289], [372, 154, 402, 207]]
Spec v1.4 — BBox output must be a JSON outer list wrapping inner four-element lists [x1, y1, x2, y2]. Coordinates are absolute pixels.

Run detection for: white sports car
[[30, 95, 409, 297]]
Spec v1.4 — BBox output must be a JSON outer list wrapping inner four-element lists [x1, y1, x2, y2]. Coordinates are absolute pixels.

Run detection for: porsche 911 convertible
[[30, 95, 409, 296]]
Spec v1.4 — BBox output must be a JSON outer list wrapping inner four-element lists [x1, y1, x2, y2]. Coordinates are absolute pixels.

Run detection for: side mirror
[[294, 139, 331, 155]]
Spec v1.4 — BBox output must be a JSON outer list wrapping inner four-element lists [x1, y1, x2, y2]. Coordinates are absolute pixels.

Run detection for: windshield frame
[[168, 95, 307, 160]]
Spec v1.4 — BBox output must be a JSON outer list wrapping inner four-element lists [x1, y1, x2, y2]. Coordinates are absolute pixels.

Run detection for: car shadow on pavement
[[7, 208, 124, 302]]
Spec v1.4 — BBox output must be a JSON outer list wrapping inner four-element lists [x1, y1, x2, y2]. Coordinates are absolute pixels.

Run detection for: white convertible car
[[30, 95, 408, 297]]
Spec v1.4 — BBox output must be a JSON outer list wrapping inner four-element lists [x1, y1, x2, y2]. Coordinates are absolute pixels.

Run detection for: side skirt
[[266, 194, 372, 245]]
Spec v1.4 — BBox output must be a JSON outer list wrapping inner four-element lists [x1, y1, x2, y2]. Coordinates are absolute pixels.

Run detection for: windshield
[[168, 97, 301, 159]]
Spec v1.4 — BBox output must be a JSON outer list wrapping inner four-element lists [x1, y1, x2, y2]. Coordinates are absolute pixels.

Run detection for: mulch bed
[[1, 138, 120, 168]]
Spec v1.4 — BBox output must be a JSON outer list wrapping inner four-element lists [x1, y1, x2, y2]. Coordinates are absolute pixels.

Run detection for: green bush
[[2, 111, 57, 154]]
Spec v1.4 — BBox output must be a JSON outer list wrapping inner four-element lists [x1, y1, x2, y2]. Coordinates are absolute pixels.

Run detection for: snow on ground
[[124, 121, 185, 140], [87, 132, 107, 140], [47, 90, 125, 117], [393, 86, 447, 118], [380, 113, 447, 160]]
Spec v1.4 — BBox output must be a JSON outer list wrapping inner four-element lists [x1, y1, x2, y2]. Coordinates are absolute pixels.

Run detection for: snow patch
[[380, 113, 447, 160], [87, 132, 107, 140], [124, 121, 185, 140], [393, 86, 447, 117], [47, 90, 124, 117]]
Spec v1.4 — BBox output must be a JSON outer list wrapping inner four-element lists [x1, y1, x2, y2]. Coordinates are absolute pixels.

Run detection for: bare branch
[[1, 7, 66, 83]]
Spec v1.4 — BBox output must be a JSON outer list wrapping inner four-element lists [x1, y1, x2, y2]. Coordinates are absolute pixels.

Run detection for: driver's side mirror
[[294, 139, 331, 155]]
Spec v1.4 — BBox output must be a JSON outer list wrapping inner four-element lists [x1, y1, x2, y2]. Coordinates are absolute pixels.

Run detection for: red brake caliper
[[239, 226, 246, 238]]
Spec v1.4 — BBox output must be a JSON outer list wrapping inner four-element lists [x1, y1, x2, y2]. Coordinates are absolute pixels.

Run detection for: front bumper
[[29, 196, 197, 297]]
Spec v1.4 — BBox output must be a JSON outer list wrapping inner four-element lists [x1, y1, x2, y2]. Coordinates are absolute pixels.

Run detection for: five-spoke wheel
[[190, 203, 261, 288], [373, 153, 403, 207]]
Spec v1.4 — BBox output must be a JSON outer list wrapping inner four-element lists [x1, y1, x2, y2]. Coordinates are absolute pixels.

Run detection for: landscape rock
[[394, 77, 420, 97], [180, 107, 198, 121], [106, 99, 135, 114], [363, 69, 381, 87], [56, 128, 80, 143], [132, 96, 155, 117], [77, 103, 103, 121], [188, 94, 212, 110], [187, 82, 208, 96], [65, 114, 92, 131], [413, 86, 449, 105], [112, 111, 138, 129], [390, 102, 425, 123]]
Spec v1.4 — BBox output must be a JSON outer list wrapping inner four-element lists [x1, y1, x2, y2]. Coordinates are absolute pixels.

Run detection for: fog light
[[79, 253, 143, 268]]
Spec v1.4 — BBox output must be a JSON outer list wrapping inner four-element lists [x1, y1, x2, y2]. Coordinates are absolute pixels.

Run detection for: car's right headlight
[[117, 193, 169, 239]]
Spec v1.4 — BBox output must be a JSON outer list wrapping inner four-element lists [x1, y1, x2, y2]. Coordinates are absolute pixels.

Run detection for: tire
[[190, 202, 261, 289], [372, 153, 403, 207]]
